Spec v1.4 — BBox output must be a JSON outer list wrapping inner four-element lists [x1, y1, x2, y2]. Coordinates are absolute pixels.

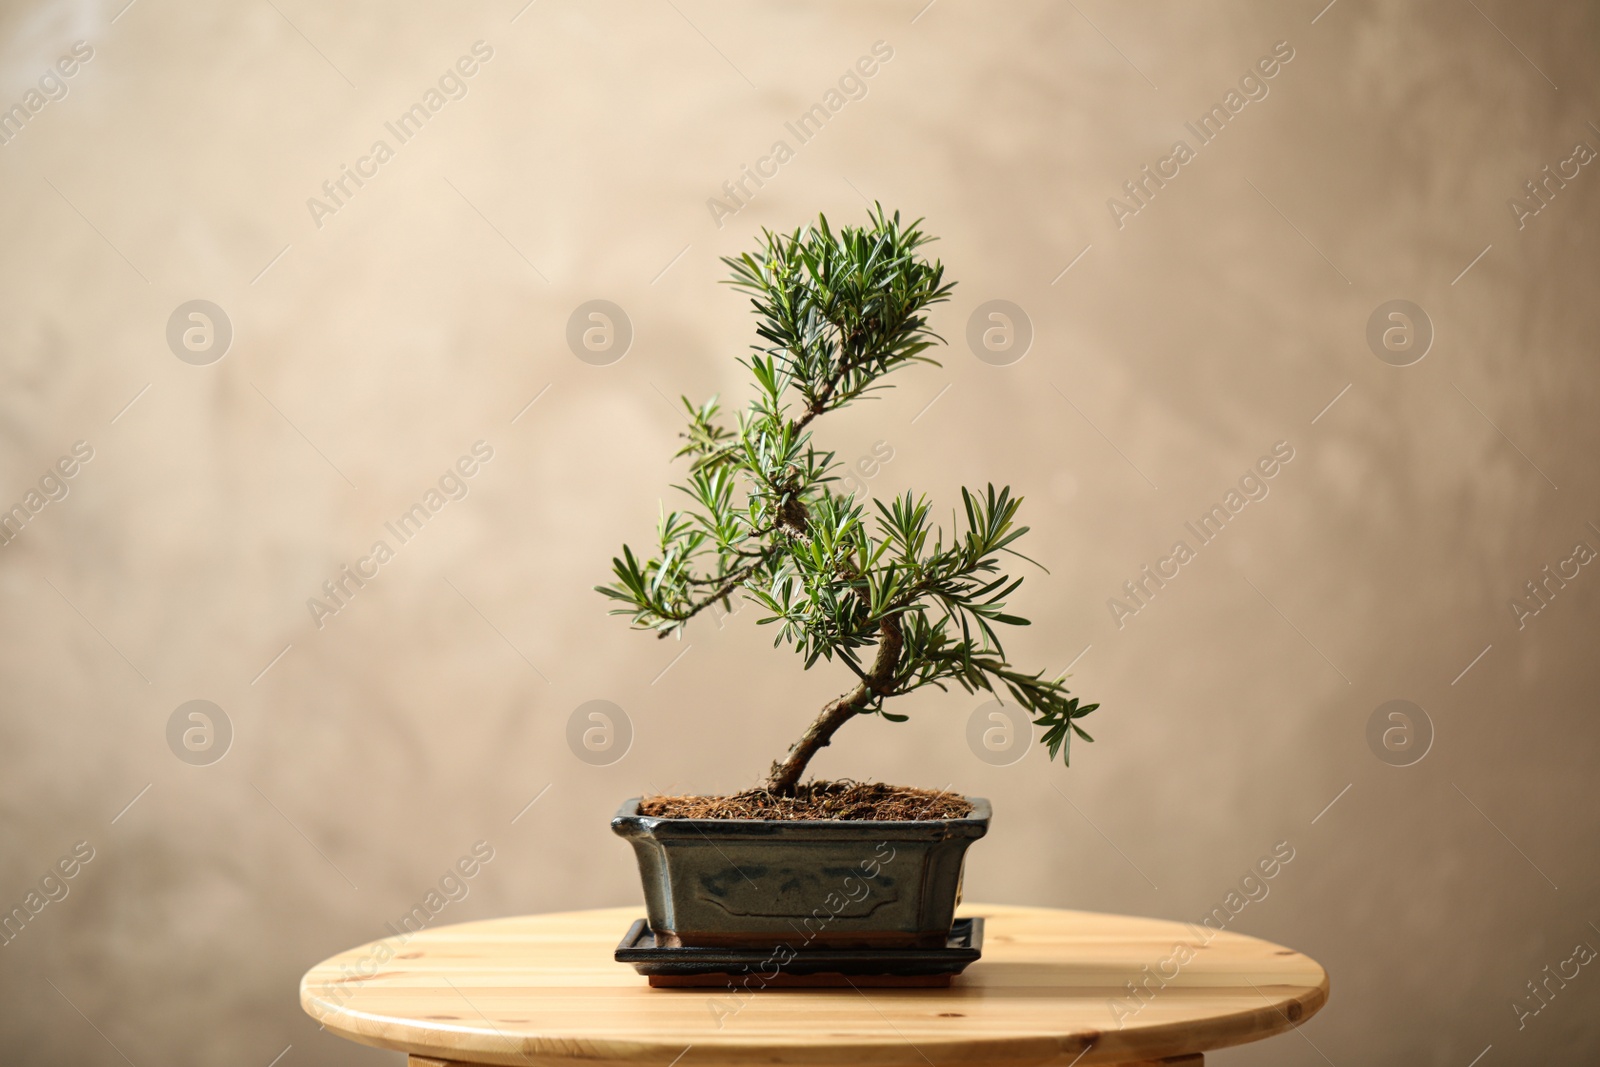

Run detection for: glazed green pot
[[611, 796, 990, 949]]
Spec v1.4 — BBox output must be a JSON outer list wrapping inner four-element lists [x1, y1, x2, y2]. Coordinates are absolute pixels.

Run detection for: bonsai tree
[[598, 206, 1098, 798]]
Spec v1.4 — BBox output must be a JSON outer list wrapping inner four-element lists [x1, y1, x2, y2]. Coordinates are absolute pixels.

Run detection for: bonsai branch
[[766, 615, 904, 795], [655, 559, 768, 637], [790, 333, 862, 435]]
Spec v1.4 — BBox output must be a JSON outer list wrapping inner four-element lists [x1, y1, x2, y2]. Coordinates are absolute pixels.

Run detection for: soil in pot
[[637, 781, 972, 821]]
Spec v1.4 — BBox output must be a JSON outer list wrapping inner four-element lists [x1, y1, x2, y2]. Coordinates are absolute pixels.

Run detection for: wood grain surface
[[301, 903, 1327, 1067]]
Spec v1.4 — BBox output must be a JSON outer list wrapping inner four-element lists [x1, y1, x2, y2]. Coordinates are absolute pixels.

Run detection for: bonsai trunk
[[765, 616, 903, 796]]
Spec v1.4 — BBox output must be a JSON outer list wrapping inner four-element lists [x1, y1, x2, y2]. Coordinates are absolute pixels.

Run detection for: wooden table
[[301, 903, 1328, 1067]]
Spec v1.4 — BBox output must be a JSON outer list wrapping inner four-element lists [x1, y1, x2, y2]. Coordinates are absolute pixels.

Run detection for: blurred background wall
[[2, 1, 1598, 1064]]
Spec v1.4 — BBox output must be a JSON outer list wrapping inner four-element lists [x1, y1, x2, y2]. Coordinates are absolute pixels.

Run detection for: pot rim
[[611, 795, 991, 833]]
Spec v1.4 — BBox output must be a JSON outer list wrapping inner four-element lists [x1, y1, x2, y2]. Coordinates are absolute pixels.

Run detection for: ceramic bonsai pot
[[611, 796, 990, 949]]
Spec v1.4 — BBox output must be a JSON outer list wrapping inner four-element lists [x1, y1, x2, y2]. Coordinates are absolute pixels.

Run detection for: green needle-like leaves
[[597, 206, 1100, 769]]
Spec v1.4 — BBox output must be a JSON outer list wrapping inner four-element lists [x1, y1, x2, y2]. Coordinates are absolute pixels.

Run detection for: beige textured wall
[[3, 1, 1598, 1063]]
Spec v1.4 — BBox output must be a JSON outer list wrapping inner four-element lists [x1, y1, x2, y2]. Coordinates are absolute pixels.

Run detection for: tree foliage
[[597, 206, 1098, 792]]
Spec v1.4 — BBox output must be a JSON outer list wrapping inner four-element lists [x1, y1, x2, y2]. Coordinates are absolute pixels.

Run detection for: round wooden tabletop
[[300, 903, 1328, 1067]]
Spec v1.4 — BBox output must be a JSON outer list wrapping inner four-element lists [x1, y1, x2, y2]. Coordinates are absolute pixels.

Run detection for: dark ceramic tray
[[615, 917, 983, 987]]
